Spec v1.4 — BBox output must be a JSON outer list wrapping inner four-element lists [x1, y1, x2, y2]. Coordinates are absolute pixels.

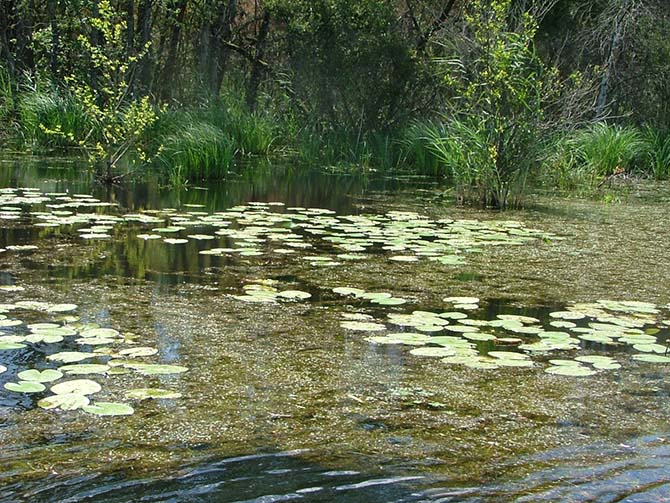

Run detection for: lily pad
[[83, 402, 134, 416], [632, 354, 670, 363], [125, 363, 189, 375], [633, 343, 667, 354], [277, 290, 312, 301], [409, 347, 456, 357], [17, 369, 63, 382], [38, 393, 90, 410], [51, 379, 102, 395], [340, 321, 386, 332], [0, 341, 26, 350], [47, 351, 97, 363], [545, 365, 597, 377], [46, 303, 78, 313], [5, 381, 47, 393], [118, 347, 158, 358], [0, 364, 5, 374], [59, 364, 109, 375], [79, 328, 120, 338]]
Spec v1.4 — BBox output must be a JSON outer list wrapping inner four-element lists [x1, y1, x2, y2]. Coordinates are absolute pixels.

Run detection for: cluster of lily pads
[[333, 287, 408, 306], [233, 279, 312, 303], [0, 188, 559, 267], [0, 300, 187, 416], [338, 296, 670, 376]]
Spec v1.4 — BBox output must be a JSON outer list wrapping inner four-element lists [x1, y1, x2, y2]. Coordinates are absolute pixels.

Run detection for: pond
[[1, 155, 670, 502]]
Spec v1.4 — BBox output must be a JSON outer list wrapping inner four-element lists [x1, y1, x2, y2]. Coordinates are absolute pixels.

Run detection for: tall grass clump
[[158, 122, 236, 181], [399, 120, 449, 176], [539, 133, 597, 193], [18, 89, 92, 149], [424, 116, 536, 208], [570, 123, 646, 177], [643, 126, 670, 180]]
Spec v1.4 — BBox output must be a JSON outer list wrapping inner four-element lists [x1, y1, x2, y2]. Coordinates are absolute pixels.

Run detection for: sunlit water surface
[[1, 156, 670, 502]]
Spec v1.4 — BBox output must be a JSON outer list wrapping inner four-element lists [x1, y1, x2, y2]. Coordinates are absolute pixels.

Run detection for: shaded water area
[[1, 155, 670, 502]]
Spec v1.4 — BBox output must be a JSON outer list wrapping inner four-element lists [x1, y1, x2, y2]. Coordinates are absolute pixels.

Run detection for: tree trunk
[[246, 10, 270, 111], [595, 0, 633, 119], [160, 0, 188, 100], [48, 0, 60, 78], [136, 0, 153, 93]]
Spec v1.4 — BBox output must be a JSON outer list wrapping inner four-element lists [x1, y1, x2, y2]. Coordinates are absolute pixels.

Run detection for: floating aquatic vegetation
[[5, 381, 47, 393], [38, 393, 90, 411], [350, 294, 670, 377], [341, 321, 387, 332], [0, 296, 188, 417], [17, 369, 63, 382], [82, 402, 134, 416]]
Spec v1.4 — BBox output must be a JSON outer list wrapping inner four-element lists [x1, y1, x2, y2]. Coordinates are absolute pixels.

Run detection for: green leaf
[[17, 369, 63, 382], [83, 402, 134, 416]]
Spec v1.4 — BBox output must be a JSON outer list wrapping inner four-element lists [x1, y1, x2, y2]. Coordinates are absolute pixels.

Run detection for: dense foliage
[[1, 0, 669, 206]]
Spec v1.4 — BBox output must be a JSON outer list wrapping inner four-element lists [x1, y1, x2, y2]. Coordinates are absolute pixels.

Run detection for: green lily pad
[[47, 351, 97, 363], [409, 346, 456, 357], [340, 321, 386, 332], [545, 365, 597, 377], [439, 312, 468, 320], [277, 290, 312, 301], [442, 356, 499, 369], [125, 363, 189, 375], [59, 364, 109, 375], [25, 333, 64, 344], [488, 351, 529, 360], [374, 297, 407, 306], [575, 355, 616, 364], [125, 388, 182, 400], [633, 343, 667, 354], [75, 337, 116, 345], [47, 304, 78, 313], [83, 402, 134, 416], [5, 381, 46, 393], [463, 333, 497, 341], [549, 320, 577, 329], [0, 319, 23, 327], [632, 354, 670, 363], [118, 347, 158, 358], [79, 328, 120, 338], [0, 341, 26, 350], [548, 359, 581, 366], [549, 311, 586, 320], [497, 314, 540, 324], [17, 369, 63, 382], [38, 393, 90, 410], [51, 379, 101, 395], [0, 364, 5, 374]]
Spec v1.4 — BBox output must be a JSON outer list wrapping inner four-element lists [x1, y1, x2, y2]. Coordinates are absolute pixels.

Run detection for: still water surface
[[1, 156, 670, 502]]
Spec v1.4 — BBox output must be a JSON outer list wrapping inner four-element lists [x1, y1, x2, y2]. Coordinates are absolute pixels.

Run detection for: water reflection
[[0, 449, 428, 503], [430, 433, 670, 502]]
